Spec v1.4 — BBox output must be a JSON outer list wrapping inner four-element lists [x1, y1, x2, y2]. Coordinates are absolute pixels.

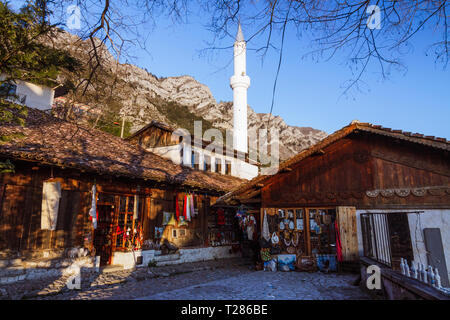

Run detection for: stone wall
[[113, 245, 242, 269], [0, 247, 96, 285]]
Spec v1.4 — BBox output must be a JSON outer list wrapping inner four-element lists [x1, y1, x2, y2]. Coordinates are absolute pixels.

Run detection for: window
[[225, 160, 231, 175], [0, 83, 17, 97], [204, 155, 211, 171], [360, 212, 413, 269], [191, 151, 200, 170], [215, 158, 222, 174]]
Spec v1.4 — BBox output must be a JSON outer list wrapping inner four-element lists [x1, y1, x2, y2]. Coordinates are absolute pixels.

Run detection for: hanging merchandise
[[162, 211, 172, 225], [271, 232, 279, 244], [279, 221, 285, 230], [155, 227, 163, 239], [133, 186, 140, 220], [288, 220, 295, 230], [262, 210, 270, 241], [190, 194, 195, 217], [88, 184, 97, 229], [179, 215, 188, 226], [335, 220, 343, 262], [217, 208, 226, 225], [246, 214, 257, 241], [175, 193, 180, 221], [41, 181, 62, 230], [185, 194, 191, 221], [247, 224, 254, 240], [183, 194, 188, 221]]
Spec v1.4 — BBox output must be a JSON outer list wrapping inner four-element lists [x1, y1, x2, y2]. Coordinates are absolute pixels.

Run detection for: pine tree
[[0, 0, 80, 172]]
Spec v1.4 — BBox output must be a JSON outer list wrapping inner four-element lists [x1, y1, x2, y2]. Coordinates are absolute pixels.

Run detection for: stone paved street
[[0, 258, 370, 300], [137, 268, 370, 300]]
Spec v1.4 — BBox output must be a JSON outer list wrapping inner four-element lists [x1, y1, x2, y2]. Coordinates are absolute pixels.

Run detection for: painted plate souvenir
[[279, 221, 285, 230], [289, 220, 295, 230]]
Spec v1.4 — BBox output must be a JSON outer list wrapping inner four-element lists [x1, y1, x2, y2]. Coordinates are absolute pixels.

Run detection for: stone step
[[101, 264, 124, 273]]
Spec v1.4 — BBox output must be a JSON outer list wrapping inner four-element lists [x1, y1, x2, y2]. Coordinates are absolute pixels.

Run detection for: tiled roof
[[0, 106, 245, 193], [219, 120, 449, 202]]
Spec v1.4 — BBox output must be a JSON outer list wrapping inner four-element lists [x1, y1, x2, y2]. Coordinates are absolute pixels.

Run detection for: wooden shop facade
[[0, 106, 244, 268], [220, 121, 450, 278]]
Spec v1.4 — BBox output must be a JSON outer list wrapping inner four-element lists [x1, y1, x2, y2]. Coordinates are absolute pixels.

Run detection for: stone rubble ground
[[0, 258, 371, 300]]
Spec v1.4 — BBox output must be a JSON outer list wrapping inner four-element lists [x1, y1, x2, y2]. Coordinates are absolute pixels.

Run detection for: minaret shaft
[[230, 24, 250, 153]]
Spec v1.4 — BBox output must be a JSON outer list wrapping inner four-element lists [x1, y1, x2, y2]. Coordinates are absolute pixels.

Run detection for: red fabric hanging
[[175, 193, 180, 220], [335, 220, 343, 262], [183, 194, 188, 220], [217, 208, 225, 225]]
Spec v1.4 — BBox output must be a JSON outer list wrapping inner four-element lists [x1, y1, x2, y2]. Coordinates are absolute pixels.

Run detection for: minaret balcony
[[230, 75, 250, 89]]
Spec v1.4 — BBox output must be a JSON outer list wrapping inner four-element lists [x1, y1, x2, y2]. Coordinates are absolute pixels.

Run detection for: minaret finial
[[236, 21, 245, 42]]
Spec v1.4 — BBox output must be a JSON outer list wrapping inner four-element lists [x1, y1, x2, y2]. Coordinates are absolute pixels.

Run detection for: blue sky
[[10, 1, 450, 138]]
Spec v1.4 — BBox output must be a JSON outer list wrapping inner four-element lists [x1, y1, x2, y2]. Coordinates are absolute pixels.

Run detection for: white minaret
[[230, 23, 250, 153]]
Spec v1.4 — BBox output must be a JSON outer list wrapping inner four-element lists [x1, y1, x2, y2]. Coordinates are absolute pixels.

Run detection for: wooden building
[[0, 106, 244, 274], [220, 121, 450, 282]]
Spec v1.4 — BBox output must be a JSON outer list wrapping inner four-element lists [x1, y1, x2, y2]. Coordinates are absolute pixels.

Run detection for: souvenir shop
[[259, 207, 340, 272], [206, 204, 261, 259], [142, 190, 216, 251], [93, 192, 146, 266]]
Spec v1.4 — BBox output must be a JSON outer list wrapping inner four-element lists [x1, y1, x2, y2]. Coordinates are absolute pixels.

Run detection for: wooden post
[[120, 118, 125, 139]]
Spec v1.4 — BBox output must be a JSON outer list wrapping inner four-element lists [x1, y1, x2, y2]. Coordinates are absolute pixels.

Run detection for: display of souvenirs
[[154, 227, 163, 239], [163, 211, 174, 225], [208, 208, 239, 246], [278, 254, 296, 271], [296, 218, 303, 231], [260, 248, 271, 261], [261, 207, 338, 273], [288, 220, 295, 230]]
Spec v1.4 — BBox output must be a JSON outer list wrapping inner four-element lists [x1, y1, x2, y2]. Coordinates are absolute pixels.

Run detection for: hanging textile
[[88, 184, 97, 229], [185, 194, 191, 221], [262, 210, 270, 241], [175, 193, 180, 220], [335, 220, 343, 262], [183, 194, 187, 220], [41, 181, 61, 230], [133, 195, 139, 220], [217, 208, 225, 225], [190, 194, 195, 217]]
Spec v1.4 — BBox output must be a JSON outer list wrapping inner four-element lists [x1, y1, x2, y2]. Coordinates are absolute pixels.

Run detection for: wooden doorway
[[93, 204, 115, 266]]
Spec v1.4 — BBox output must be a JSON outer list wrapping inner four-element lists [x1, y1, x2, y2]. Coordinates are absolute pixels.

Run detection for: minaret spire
[[236, 21, 244, 42], [230, 22, 251, 153]]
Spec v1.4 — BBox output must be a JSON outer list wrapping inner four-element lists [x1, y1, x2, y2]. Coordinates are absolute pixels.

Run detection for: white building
[[0, 75, 56, 110], [127, 24, 259, 180], [127, 121, 259, 180]]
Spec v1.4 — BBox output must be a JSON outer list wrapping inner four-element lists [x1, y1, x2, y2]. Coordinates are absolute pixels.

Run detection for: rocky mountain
[[52, 30, 327, 161]]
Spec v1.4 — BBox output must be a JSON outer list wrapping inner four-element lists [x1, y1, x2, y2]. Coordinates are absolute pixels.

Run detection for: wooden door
[[337, 206, 359, 262]]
